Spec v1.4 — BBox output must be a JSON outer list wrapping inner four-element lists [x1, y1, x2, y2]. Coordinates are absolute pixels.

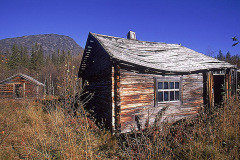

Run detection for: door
[[15, 84, 23, 98], [213, 75, 225, 105]]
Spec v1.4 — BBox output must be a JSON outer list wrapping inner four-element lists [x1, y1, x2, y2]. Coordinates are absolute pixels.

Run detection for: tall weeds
[[117, 97, 240, 159], [0, 100, 116, 159], [0, 97, 239, 159]]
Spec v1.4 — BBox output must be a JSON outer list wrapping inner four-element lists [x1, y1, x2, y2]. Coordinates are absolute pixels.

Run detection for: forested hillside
[[0, 34, 83, 56], [0, 36, 83, 97]]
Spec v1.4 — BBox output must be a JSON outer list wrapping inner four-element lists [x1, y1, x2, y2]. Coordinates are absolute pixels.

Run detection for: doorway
[[15, 84, 23, 98], [213, 75, 225, 105]]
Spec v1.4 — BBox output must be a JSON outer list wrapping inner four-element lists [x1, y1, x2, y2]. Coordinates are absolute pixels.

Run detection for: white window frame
[[155, 77, 182, 106]]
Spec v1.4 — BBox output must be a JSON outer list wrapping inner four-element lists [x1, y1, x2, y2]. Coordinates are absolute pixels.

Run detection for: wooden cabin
[[78, 31, 237, 133], [0, 73, 45, 99]]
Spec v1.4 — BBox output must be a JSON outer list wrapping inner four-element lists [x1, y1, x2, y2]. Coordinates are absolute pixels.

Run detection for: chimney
[[127, 31, 136, 40]]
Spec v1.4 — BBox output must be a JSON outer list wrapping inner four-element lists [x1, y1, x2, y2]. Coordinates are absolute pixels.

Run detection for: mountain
[[0, 34, 83, 56]]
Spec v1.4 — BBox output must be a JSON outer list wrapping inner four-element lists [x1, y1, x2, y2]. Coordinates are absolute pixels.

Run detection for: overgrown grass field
[[0, 98, 239, 159]]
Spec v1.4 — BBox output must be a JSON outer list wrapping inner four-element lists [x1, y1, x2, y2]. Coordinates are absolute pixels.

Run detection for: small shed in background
[[0, 73, 45, 99]]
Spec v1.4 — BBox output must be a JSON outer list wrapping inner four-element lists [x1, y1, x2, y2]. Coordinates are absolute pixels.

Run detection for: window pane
[[170, 91, 174, 101], [164, 82, 168, 89], [164, 91, 169, 101], [175, 91, 179, 100], [158, 92, 163, 102], [175, 82, 179, 89], [170, 82, 174, 89], [158, 82, 163, 89]]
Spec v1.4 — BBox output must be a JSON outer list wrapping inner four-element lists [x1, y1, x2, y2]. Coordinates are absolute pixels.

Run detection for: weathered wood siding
[[0, 76, 45, 99], [119, 69, 204, 133], [180, 73, 203, 116], [83, 72, 112, 128], [80, 35, 113, 129], [119, 69, 155, 132], [0, 84, 14, 98]]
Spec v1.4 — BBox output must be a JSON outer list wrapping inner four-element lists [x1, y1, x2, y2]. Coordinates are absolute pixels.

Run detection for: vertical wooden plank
[[180, 76, 183, 105], [114, 64, 121, 132], [225, 72, 231, 100], [211, 72, 214, 107], [229, 73, 231, 97], [23, 83, 25, 98], [208, 71, 214, 108], [234, 69, 237, 95], [13, 84, 15, 99], [154, 77, 157, 107], [111, 67, 115, 131]]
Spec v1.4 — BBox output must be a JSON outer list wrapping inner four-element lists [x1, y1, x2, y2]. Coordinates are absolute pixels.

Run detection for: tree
[[38, 45, 44, 66], [30, 43, 44, 71], [30, 44, 38, 71], [51, 51, 56, 65], [226, 51, 231, 62], [8, 44, 21, 70], [216, 50, 225, 61], [20, 45, 30, 68], [60, 50, 66, 63], [67, 50, 72, 61], [57, 49, 60, 65]]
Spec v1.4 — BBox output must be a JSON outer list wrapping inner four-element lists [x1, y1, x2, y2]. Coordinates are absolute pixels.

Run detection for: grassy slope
[[0, 98, 239, 159], [0, 100, 117, 159]]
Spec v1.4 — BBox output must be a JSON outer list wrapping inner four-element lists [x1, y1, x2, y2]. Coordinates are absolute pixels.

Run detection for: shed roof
[[0, 73, 45, 86], [90, 32, 235, 73]]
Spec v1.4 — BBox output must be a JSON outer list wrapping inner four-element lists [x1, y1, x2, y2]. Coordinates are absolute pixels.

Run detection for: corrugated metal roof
[[0, 73, 45, 86], [90, 32, 235, 73]]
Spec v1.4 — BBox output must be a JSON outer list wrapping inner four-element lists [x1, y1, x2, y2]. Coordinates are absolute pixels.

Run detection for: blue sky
[[0, 0, 239, 57]]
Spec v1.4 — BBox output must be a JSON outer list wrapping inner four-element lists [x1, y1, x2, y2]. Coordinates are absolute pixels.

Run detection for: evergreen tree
[[51, 51, 57, 65], [67, 50, 72, 61], [226, 51, 231, 62], [30, 43, 43, 71], [217, 50, 224, 61], [21, 46, 29, 68], [8, 44, 21, 70], [38, 45, 44, 66], [60, 50, 66, 63], [57, 49, 60, 64], [45, 53, 51, 65], [31, 44, 37, 70]]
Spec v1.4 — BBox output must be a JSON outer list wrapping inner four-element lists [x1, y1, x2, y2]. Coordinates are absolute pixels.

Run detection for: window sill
[[158, 100, 180, 104]]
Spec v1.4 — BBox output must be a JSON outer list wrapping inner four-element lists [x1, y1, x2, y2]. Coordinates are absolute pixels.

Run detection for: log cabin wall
[[80, 35, 113, 129], [0, 84, 14, 98], [181, 73, 203, 116], [119, 68, 155, 133], [83, 70, 112, 128], [118, 68, 204, 133], [0, 76, 45, 99]]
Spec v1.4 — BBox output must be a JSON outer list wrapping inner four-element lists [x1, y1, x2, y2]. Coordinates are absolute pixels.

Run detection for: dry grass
[[117, 97, 240, 159], [0, 100, 117, 159], [0, 97, 239, 159]]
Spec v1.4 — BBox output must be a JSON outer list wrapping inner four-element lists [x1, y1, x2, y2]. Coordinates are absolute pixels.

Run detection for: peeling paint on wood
[[118, 69, 205, 132]]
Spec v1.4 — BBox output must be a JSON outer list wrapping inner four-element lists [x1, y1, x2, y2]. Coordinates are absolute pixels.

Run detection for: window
[[156, 78, 181, 103]]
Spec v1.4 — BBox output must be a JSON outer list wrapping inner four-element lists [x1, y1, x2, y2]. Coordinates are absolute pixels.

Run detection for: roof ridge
[[90, 32, 173, 45], [85, 32, 236, 73], [0, 73, 45, 86]]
